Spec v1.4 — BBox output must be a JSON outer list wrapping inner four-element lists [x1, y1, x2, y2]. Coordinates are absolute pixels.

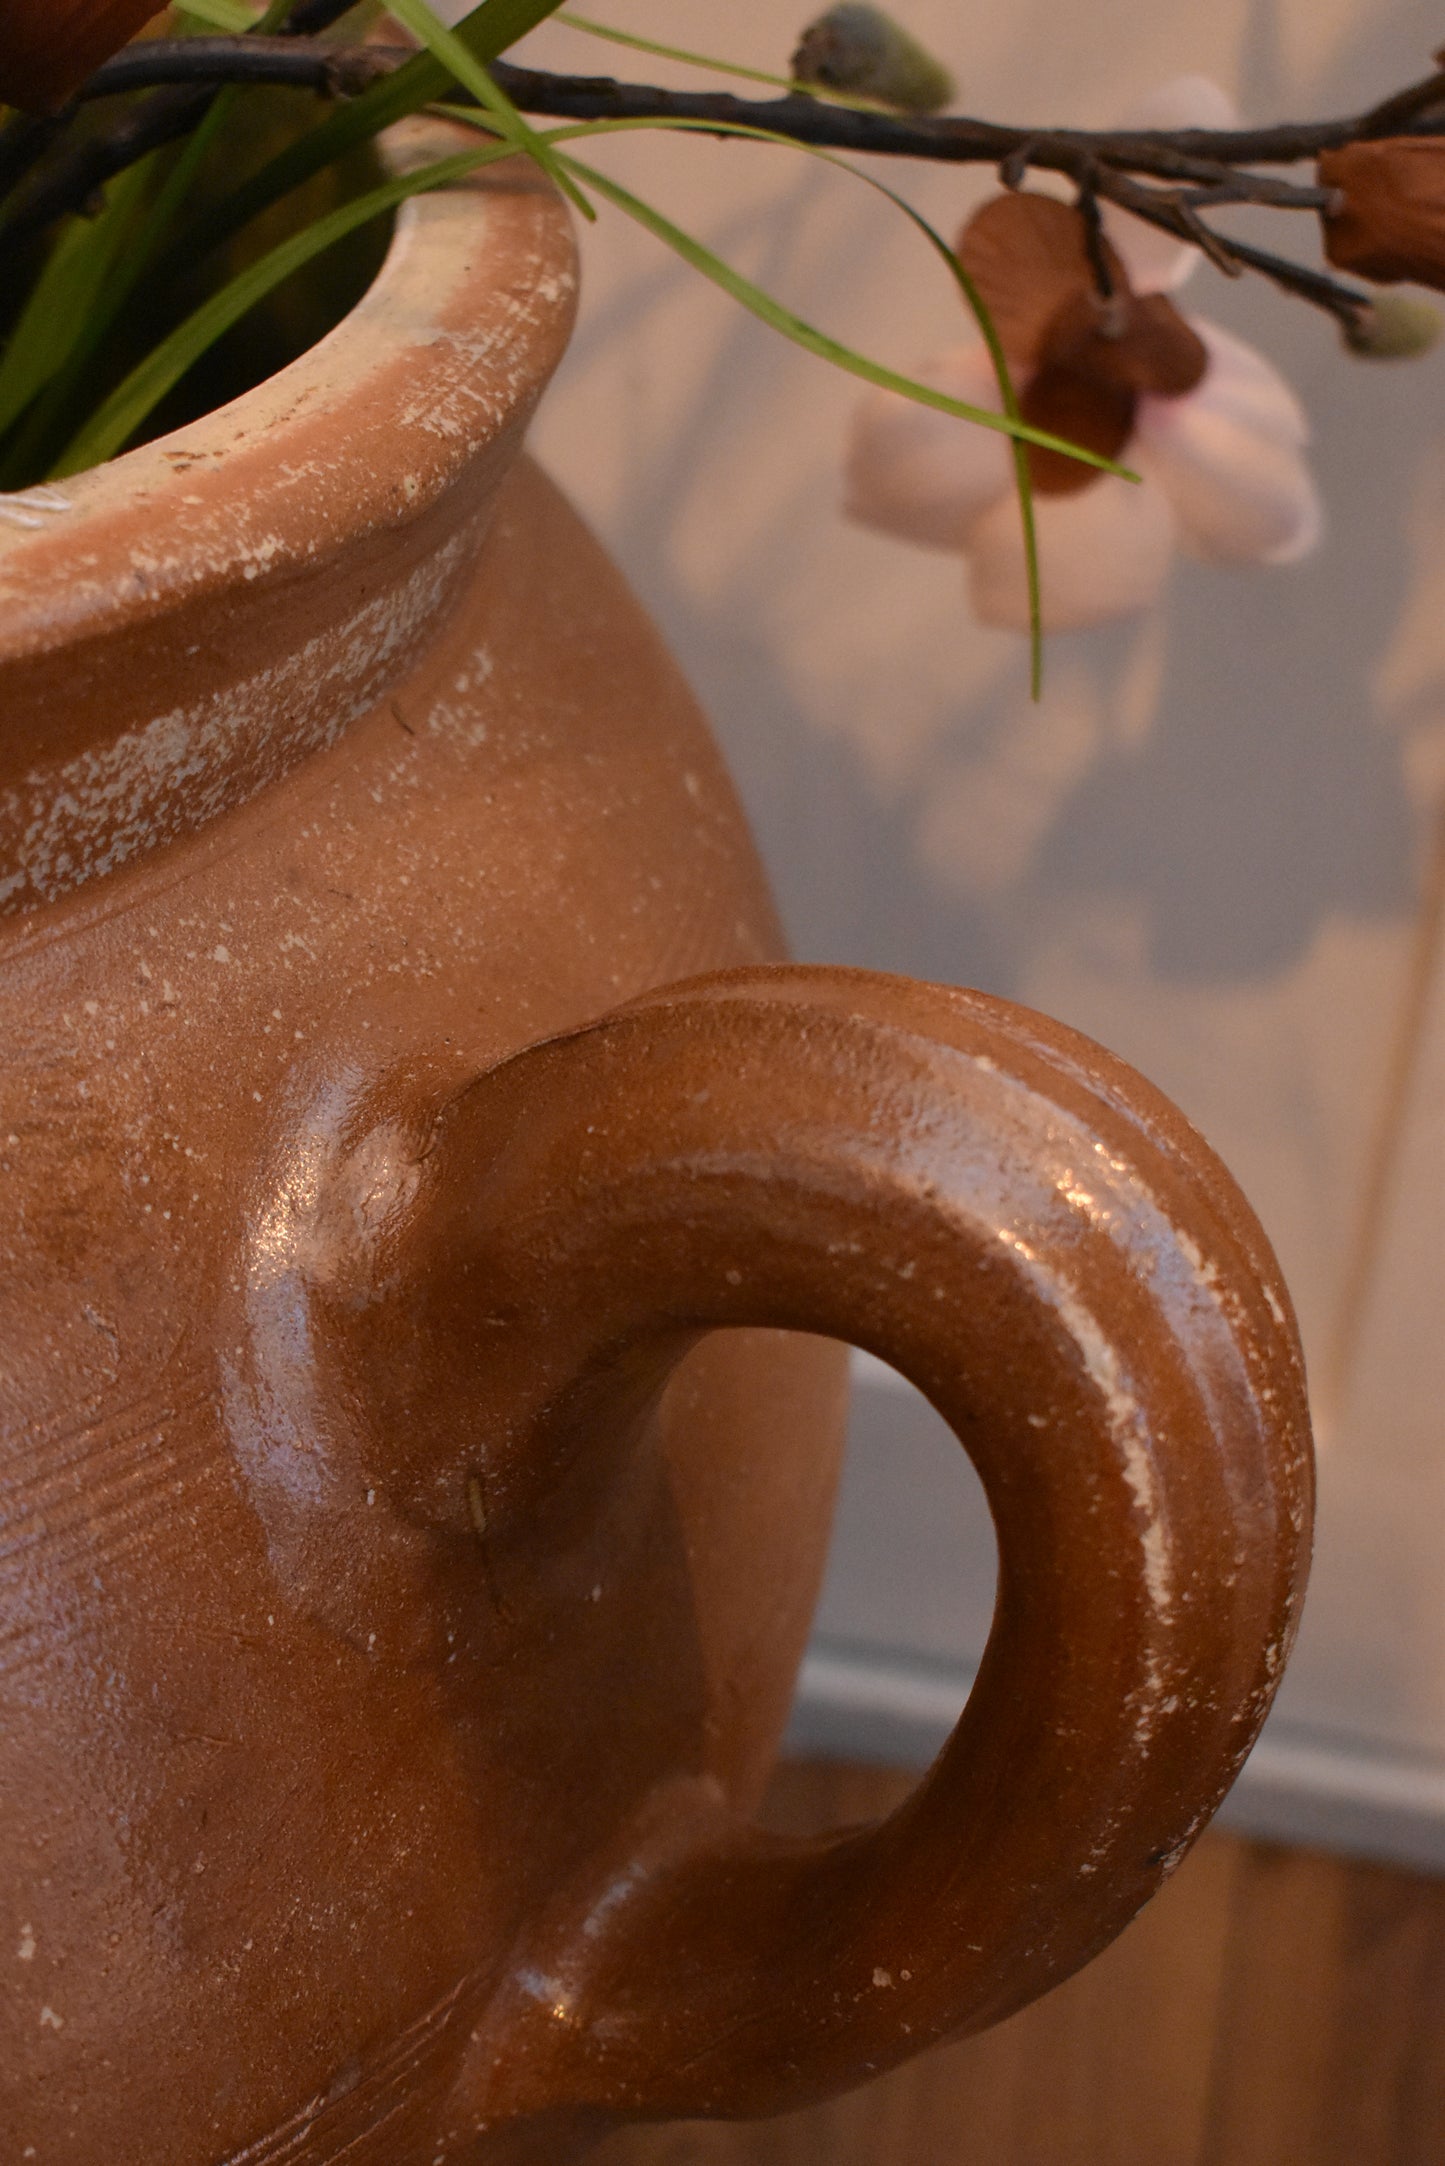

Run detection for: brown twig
[[42, 37, 1445, 186], [492, 60, 1445, 171], [1, 85, 215, 244], [73, 35, 399, 102], [1071, 166, 1118, 304], [0, 34, 1432, 323], [0, 108, 66, 205], [1355, 65, 1445, 139], [1092, 168, 1370, 323]]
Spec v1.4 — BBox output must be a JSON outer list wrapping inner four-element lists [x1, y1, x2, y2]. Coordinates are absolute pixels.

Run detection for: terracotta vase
[[0, 147, 1313, 2165]]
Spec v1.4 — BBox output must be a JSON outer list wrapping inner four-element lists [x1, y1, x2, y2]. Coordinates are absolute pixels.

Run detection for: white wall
[[510, 1, 1445, 1864]]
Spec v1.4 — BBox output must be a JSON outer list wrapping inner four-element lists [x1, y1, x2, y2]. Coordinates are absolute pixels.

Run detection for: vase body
[[0, 137, 1315, 2166], [0, 160, 846, 2164]]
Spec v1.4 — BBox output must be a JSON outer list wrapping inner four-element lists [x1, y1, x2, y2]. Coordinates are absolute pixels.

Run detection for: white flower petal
[[1134, 335, 1321, 565], [1102, 78, 1240, 296], [965, 474, 1176, 631], [844, 346, 1015, 551], [1185, 318, 1312, 447], [1100, 203, 1200, 299], [1115, 74, 1240, 133]]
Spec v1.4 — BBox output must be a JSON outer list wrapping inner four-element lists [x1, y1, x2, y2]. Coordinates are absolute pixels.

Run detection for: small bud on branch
[[1342, 292, 1443, 358], [792, 5, 955, 116]]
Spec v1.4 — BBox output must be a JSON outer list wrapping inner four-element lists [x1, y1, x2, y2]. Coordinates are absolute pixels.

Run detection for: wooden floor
[[598, 1761, 1445, 2166]]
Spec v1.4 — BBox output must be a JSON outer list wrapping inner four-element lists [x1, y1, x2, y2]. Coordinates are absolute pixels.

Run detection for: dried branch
[[485, 60, 1445, 172], [1073, 167, 1118, 303], [1091, 169, 1370, 324], [1, 85, 214, 243], [1355, 66, 1445, 139], [48, 37, 1445, 188], [0, 31, 1436, 326], [0, 108, 66, 205], [73, 35, 399, 102]]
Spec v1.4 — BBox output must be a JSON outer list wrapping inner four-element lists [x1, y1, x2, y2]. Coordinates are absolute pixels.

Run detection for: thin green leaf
[[49, 140, 515, 478], [443, 105, 1055, 680], [0, 223, 110, 442], [1, 0, 310, 483], [154, 0, 571, 283], [173, 0, 259, 26], [526, 136, 1132, 476], [0, 155, 159, 446], [553, 11, 889, 110], [137, 0, 306, 274], [576, 117, 1042, 686], [387, 0, 593, 217], [544, 118, 1048, 682], [2, 121, 236, 486]]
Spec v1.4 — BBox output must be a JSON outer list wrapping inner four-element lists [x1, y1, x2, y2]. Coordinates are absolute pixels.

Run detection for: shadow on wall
[[540, 0, 1437, 999], [1032, 0, 1429, 985]]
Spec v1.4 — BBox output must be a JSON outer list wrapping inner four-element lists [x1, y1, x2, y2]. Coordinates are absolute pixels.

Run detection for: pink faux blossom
[[844, 77, 1323, 632]]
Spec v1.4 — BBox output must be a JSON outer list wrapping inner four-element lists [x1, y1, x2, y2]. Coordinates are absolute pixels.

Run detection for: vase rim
[[0, 121, 577, 920]]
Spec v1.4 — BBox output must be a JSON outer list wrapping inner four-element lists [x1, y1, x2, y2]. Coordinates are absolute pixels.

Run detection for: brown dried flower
[[1319, 138, 1445, 290], [955, 193, 1207, 493], [0, 0, 165, 113]]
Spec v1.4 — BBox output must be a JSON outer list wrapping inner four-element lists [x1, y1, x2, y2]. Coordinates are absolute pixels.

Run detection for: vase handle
[[392, 964, 1312, 2123]]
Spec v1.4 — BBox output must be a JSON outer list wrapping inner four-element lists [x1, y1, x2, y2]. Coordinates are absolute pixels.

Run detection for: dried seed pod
[[792, 4, 955, 115], [1342, 293, 1443, 358]]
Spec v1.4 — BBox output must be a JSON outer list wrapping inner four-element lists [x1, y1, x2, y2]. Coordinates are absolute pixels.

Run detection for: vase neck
[[0, 142, 576, 919]]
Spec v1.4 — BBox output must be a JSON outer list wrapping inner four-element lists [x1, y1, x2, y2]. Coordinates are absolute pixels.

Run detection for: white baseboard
[[786, 1639, 1445, 1876]]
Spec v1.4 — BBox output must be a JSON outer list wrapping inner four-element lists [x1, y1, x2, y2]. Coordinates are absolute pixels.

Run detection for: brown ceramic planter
[[0, 138, 1312, 2165]]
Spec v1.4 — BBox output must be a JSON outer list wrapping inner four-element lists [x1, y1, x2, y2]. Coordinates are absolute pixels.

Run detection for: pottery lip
[[0, 123, 579, 653], [0, 122, 578, 918]]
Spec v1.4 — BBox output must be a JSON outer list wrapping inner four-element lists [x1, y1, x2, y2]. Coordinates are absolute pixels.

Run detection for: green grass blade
[[174, 0, 260, 26], [1, 0, 314, 482], [387, 0, 592, 216], [0, 155, 160, 446], [139, 0, 308, 275], [0, 222, 113, 441], [539, 140, 1129, 476], [2, 112, 238, 485], [48, 140, 515, 477], [547, 124, 1048, 682], [154, 0, 570, 281], [444, 108, 1122, 467], [553, 11, 888, 109], [583, 118, 1042, 686], [457, 100, 1127, 684]]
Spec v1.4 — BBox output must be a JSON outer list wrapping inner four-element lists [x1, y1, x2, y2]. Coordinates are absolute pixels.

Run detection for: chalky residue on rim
[[0, 123, 578, 916]]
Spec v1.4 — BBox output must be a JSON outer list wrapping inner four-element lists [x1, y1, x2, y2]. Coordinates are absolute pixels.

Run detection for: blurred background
[[511, 0, 1445, 1875]]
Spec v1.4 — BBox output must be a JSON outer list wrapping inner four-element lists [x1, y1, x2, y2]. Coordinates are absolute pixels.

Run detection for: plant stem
[[1091, 168, 1371, 325], [73, 36, 396, 100], [1, 86, 214, 244], [59, 37, 1445, 177], [1, 34, 1435, 307]]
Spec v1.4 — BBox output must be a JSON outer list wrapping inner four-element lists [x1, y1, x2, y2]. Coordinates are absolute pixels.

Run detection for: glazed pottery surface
[[0, 147, 1312, 2165]]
